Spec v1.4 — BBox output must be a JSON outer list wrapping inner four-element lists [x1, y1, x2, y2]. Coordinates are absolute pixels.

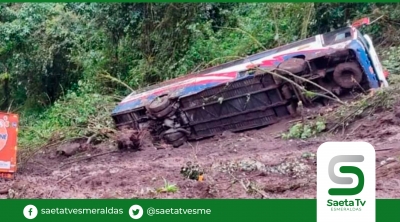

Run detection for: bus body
[[111, 19, 389, 147]]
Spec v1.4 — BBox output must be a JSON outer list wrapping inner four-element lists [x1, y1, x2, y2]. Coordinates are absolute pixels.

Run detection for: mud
[[116, 128, 145, 150], [1, 103, 400, 199]]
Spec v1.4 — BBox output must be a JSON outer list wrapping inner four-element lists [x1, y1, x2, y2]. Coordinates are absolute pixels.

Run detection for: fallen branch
[[56, 174, 71, 184], [257, 68, 345, 105], [274, 67, 342, 102], [86, 133, 99, 144], [327, 105, 365, 134], [344, 122, 364, 139], [352, 76, 367, 94], [99, 71, 135, 92], [239, 178, 269, 199], [252, 187, 269, 199], [19, 137, 86, 167], [370, 14, 385, 25]]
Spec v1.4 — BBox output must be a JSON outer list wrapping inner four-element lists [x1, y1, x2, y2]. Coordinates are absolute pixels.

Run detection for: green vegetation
[[282, 75, 400, 140], [0, 3, 399, 152], [156, 178, 179, 193], [381, 46, 400, 75], [282, 120, 326, 139], [18, 81, 117, 152], [327, 82, 400, 134]]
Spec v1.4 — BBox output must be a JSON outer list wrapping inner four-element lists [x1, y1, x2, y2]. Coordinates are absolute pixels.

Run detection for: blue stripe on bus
[[347, 40, 379, 89]]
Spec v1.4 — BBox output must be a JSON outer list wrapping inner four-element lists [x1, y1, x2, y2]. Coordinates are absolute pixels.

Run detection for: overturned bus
[[111, 18, 390, 148]]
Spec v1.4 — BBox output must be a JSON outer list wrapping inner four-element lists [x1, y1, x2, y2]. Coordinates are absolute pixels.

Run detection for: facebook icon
[[23, 205, 38, 219]]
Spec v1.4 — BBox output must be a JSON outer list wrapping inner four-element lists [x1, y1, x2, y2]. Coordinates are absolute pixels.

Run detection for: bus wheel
[[172, 137, 187, 148], [147, 95, 171, 113], [163, 131, 185, 143], [333, 62, 363, 89]]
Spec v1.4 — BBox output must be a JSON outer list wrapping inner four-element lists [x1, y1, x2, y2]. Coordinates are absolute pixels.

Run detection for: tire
[[333, 62, 363, 89], [278, 58, 307, 74], [172, 137, 187, 148], [147, 96, 171, 113], [159, 128, 176, 139], [176, 127, 191, 136], [152, 104, 175, 119], [163, 131, 185, 143]]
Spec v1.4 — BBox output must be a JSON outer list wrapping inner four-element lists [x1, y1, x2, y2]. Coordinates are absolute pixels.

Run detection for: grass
[[156, 178, 179, 193]]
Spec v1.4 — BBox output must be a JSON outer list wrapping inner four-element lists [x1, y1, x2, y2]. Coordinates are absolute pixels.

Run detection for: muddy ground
[[1, 103, 400, 199]]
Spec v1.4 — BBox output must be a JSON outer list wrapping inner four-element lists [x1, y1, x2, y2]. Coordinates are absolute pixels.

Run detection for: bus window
[[322, 27, 353, 46]]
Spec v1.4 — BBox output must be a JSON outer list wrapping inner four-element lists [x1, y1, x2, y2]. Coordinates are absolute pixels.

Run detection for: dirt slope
[[1, 104, 400, 199]]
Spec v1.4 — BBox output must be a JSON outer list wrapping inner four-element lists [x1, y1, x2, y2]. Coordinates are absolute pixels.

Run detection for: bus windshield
[[322, 27, 353, 46]]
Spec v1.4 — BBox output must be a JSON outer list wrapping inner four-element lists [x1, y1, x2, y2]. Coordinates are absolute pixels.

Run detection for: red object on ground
[[383, 70, 390, 78], [352, 17, 370, 28], [0, 112, 19, 179]]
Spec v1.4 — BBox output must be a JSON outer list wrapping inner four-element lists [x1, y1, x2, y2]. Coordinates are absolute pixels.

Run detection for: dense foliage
[[1, 3, 399, 150]]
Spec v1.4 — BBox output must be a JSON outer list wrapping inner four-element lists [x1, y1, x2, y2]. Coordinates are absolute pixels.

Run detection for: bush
[[282, 120, 326, 139], [18, 80, 117, 151]]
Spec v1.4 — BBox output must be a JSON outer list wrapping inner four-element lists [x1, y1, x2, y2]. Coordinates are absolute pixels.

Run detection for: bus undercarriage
[[112, 48, 373, 148]]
